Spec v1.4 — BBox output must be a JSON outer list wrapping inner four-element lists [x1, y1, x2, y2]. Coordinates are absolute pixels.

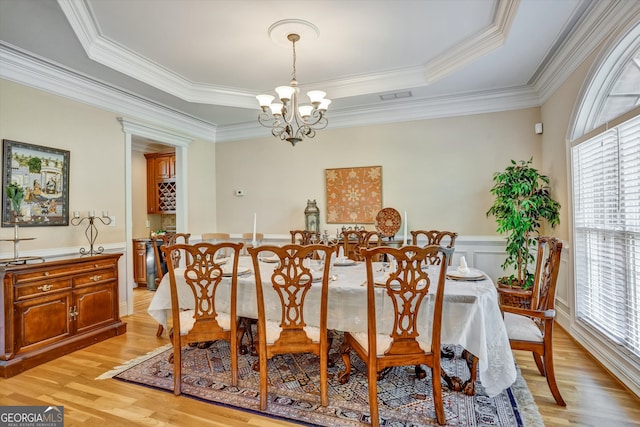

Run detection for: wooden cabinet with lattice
[[145, 152, 176, 214]]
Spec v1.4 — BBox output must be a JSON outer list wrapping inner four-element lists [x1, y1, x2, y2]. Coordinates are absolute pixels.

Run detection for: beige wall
[[0, 79, 125, 254], [185, 139, 217, 235], [215, 108, 543, 237], [0, 79, 218, 258]]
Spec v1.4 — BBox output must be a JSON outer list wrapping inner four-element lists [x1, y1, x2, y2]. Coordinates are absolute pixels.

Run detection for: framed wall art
[[325, 166, 382, 224], [2, 139, 70, 227]]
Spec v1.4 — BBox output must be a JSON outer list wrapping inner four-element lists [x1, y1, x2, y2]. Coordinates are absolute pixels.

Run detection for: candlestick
[[252, 213, 257, 245], [403, 211, 408, 245], [71, 212, 112, 256]]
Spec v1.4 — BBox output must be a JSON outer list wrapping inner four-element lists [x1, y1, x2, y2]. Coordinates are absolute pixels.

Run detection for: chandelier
[[256, 32, 331, 146]]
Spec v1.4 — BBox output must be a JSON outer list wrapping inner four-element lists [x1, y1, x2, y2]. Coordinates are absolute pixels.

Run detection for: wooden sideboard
[[0, 253, 126, 377]]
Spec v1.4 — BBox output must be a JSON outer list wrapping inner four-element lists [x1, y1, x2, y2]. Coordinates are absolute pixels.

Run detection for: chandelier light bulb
[[307, 90, 326, 105], [256, 94, 275, 109]]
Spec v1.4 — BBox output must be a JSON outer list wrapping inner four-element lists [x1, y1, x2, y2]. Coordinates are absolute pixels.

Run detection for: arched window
[[570, 20, 640, 366]]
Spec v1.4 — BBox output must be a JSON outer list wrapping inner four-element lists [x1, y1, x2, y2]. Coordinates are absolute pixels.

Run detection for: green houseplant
[[486, 158, 560, 290]]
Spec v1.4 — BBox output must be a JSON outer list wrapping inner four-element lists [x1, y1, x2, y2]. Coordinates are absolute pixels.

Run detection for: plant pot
[[497, 281, 532, 309]]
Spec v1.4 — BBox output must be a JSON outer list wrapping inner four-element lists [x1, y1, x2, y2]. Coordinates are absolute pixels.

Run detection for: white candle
[[403, 211, 408, 245], [102, 210, 109, 218], [73, 211, 80, 219], [252, 213, 257, 243], [89, 210, 95, 218]]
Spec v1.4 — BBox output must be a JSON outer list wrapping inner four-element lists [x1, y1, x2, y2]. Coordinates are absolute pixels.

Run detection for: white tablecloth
[[147, 256, 516, 396]]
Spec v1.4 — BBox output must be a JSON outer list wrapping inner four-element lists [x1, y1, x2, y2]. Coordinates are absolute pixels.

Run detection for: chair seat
[[265, 320, 321, 344], [179, 310, 231, 335], [503, 312, 543, 342], [349, 331, 431, 356]]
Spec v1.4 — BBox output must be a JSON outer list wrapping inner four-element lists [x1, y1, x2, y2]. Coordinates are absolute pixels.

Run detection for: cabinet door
[[156, 156, 172, 180], [14, 293, 72, 355], [74, 283, 117, 335], [133, 241, 147, 285]]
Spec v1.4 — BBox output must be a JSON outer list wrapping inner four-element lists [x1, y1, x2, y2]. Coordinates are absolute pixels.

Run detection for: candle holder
[[71, 211, 111, 256]]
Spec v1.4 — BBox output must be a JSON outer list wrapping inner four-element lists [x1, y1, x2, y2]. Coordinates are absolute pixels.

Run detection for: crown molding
[[216, 85, 541, 142], [425, 0, 519, 83], [0, 42, 217, 142], [57, 0, 522, 105], [533, 0, 640, 104]]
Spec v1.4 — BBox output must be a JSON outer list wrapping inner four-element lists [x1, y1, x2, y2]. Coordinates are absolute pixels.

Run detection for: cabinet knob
[[37, 284, 53, 292], [43, 272, 50, 276], [90, 275, 102, 282]]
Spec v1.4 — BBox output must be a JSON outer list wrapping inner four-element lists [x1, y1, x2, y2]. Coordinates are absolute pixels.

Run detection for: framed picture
[[325, 166, 382, 224], [2, 139, 70, 227]]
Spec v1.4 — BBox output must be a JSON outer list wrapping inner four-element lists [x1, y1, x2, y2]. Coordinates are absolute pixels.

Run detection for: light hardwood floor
[[1, 288, 639, 426]]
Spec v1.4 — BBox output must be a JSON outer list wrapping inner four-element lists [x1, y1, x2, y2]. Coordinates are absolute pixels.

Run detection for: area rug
[[99, 338, 543, 427]]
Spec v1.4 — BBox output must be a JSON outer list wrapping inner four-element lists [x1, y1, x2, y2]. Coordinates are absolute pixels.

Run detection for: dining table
[[147, 255, 516, 397]]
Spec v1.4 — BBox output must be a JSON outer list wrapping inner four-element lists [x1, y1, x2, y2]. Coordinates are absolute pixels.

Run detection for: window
[[572, 113, 640, 359]]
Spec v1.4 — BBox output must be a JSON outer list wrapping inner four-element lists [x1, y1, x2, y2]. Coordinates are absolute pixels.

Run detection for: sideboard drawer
[[15, 278, 72, 300], [73, 268, 117, 287]]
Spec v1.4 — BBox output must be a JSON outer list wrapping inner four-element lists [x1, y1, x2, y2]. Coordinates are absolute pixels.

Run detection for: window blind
[[572, 114, 640, 358]]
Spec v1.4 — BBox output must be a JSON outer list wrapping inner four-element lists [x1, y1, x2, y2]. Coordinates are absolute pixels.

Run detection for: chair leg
[[156, 323, 164, 337], [542, 348, 566, 406], [173, 340, 182, 396], [337, 340, 352, 384], [533, 352, 545, 376], [367, 365, 380, 427], [258, 345, 269, 410], [432, 361, 446, 425]]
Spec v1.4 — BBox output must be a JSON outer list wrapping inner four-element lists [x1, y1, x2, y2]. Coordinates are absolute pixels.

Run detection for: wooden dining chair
[[162, 241, 244, 396], [410, 230, 458, 265], [152, 232, 191, 336], [248, 243, 337, 410], [501, 236, 565, 406], [341, 230, 382, 261], [241, 232, 264, 255], [290, 229, 320, 244], [338, 245, 453, 426], [202, 232, 230, 243], [202, 233, 231, 257]]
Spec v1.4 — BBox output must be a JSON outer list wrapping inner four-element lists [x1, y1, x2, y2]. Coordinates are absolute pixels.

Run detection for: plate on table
[[446, 268, 486, 281], [260, 255, 280, 263], [222, 268, 252, 277], [334, 258, 357, 266], [375, 207, 402, 238]]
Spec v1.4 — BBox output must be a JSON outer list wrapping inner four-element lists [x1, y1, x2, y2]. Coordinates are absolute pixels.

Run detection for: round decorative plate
[[375, 208, 401, 237]]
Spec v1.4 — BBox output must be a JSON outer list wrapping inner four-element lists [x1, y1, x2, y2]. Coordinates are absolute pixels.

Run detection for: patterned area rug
[[100, 337, 543, 427]]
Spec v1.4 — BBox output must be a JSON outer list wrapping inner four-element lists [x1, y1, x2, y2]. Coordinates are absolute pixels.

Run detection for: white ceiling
[[0, 0, 624, 142]]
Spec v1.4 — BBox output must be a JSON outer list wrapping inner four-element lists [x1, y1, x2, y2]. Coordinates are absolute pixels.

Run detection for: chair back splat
[[338, 245, 453, 426], [248, 243, 337, 411], [341, 230, 383, 261], [410, 230, 458, 265], [162, 242, 244, 396]]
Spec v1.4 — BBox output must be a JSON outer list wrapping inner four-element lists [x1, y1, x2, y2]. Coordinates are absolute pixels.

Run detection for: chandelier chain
[[291, 38, 297, 82]]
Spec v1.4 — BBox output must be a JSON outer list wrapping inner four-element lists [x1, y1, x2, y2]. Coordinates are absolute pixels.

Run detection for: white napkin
[[457, 256, 470, 274]]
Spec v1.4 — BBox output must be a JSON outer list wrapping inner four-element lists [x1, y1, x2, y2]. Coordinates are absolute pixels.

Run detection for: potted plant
[[486, 158, 560, 295]]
